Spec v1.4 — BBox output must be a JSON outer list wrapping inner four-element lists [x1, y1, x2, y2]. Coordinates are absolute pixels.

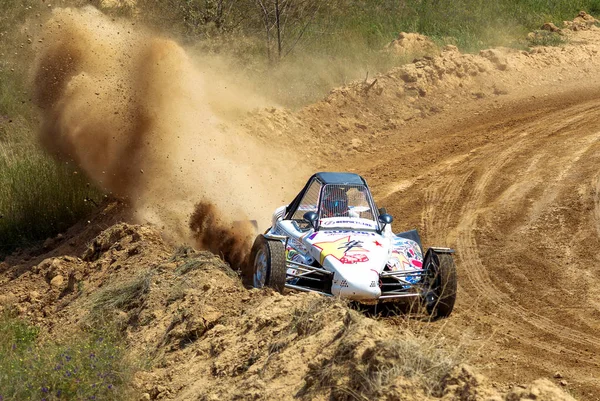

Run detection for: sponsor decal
[[390, 245, 423, 271], [374, 240, 382, 247], [340, 254, 369, 264], [288, 238, 308, 253], [313, 236, 370, 265], [321, 219, 376, 228], [318, 230, 377, 237], [286, 247, 313, 265]]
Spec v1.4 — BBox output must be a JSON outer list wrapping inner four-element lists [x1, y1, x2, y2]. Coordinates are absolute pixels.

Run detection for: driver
[[321, 186, 349, 218]]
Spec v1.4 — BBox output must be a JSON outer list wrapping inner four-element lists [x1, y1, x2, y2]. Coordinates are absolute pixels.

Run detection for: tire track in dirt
[[453, 125, 600, 353], [353, 91, 600, 398]]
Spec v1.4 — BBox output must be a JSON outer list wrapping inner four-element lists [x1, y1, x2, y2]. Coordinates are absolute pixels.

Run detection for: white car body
[[271, 216, 423, 302], [246, 172, 432, 304]]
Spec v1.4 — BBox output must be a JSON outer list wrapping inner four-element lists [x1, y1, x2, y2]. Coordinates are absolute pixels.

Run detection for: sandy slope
[[244, 19, 600, 400], [334, 29, 600, 401]]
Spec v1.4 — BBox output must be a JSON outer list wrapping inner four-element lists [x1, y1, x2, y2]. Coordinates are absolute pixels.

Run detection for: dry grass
[[88, 271, 153, 329], [299, 303, 465, 400]]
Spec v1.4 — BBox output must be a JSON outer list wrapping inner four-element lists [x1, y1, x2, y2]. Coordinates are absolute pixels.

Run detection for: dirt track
[[340, 71, 600, 399]]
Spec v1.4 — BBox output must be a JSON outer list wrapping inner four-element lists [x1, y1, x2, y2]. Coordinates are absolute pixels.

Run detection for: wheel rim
[[424, 258, 439, 308], [254, 248, 268, 288]]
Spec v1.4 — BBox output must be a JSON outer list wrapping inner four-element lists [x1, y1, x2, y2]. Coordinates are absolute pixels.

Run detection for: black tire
[[423, 249, 457, 319], [244, 235, 287, 293]]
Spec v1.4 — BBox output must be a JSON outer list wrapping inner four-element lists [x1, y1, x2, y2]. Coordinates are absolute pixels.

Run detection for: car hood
[[303, 229, 390, 273]]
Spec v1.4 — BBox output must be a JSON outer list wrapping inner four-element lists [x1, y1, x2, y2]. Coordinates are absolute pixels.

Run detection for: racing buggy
[[242, 172, 457, 318]]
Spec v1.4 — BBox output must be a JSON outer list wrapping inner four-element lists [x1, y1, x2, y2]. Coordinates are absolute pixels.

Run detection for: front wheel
[[423, 249, 457, 319], [243, 235, 286, 293]]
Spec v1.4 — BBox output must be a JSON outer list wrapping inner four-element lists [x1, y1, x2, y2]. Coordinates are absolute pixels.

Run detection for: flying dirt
[[31, 6, 306, 265]]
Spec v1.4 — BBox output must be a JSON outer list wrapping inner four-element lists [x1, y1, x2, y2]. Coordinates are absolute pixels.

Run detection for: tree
[[254, 0, 329, 62]]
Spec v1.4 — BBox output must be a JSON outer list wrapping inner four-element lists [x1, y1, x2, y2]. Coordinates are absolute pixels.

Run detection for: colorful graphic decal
[[286, 246, 313, 265], [388, 238, 423, 284], [313, 236, 370, 265]]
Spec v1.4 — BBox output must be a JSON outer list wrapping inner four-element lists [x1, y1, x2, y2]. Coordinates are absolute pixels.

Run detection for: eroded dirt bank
[[0, 220, 580, 400], [2, 9, 600, 401]]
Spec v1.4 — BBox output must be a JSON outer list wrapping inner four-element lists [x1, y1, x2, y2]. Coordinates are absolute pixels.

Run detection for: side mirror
[[378, 213, 393, 232], [303, 211, 319, 230]]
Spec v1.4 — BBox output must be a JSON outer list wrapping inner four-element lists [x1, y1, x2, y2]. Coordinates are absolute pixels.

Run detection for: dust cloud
[[31, 6, 302, 266]]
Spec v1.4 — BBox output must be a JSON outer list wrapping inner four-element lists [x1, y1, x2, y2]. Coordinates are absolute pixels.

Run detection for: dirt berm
[[0, 216, 576, 400]]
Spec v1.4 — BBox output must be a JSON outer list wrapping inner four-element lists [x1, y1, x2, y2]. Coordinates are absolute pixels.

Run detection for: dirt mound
[[0, 223, 578, 400], [385, 32, 439, 58], [239, 12, 600, 400], [564, 11, 599, 31]]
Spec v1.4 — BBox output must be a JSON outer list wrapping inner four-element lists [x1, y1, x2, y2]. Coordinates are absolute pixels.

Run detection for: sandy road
[[339, 84, 600, 399]]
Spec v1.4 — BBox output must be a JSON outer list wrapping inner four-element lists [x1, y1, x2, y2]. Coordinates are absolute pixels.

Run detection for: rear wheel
[[244, 235, 286, 293], [423, 249, 457, 319]]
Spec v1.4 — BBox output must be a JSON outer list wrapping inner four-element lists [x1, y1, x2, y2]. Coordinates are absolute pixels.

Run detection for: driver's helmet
[[321, 186, 349, 218]]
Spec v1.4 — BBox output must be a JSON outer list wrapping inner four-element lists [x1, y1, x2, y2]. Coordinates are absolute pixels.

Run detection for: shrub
[[527, 30, 567, 47]]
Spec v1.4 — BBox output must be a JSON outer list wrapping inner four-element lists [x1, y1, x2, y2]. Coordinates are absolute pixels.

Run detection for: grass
[[527, 30, 567, 47], [90, 272, 153, 317], [133, 0, 600, 106], [0, 312, 135, 401], [0, 138, 101, 255], [302, 308, 463, 399], [0, 0, 103, 258]]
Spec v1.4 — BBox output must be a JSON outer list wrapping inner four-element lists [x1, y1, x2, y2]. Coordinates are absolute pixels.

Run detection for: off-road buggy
[[242, 172, 457, 318]]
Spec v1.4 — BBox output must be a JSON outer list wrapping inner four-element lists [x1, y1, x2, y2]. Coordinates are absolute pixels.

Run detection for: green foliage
[[0, 138, 101, 255], [134, 0, 600, 106], [527, 30, 567, 47], [0, 314, 134, 401]]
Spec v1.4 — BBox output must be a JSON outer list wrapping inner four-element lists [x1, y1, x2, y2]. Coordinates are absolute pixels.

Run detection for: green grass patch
[[0, 137, 102, 256], [140, 0, 600, 106], [0, 313, 135, 401], [527, 30, 567, 47]]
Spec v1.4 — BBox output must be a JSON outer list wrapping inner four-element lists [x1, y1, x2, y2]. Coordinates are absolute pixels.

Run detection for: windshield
[[319, 184, 377, 224]]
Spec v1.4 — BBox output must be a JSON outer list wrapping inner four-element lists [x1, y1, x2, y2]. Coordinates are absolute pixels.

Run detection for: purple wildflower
[[42, 386, 49, 393]]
